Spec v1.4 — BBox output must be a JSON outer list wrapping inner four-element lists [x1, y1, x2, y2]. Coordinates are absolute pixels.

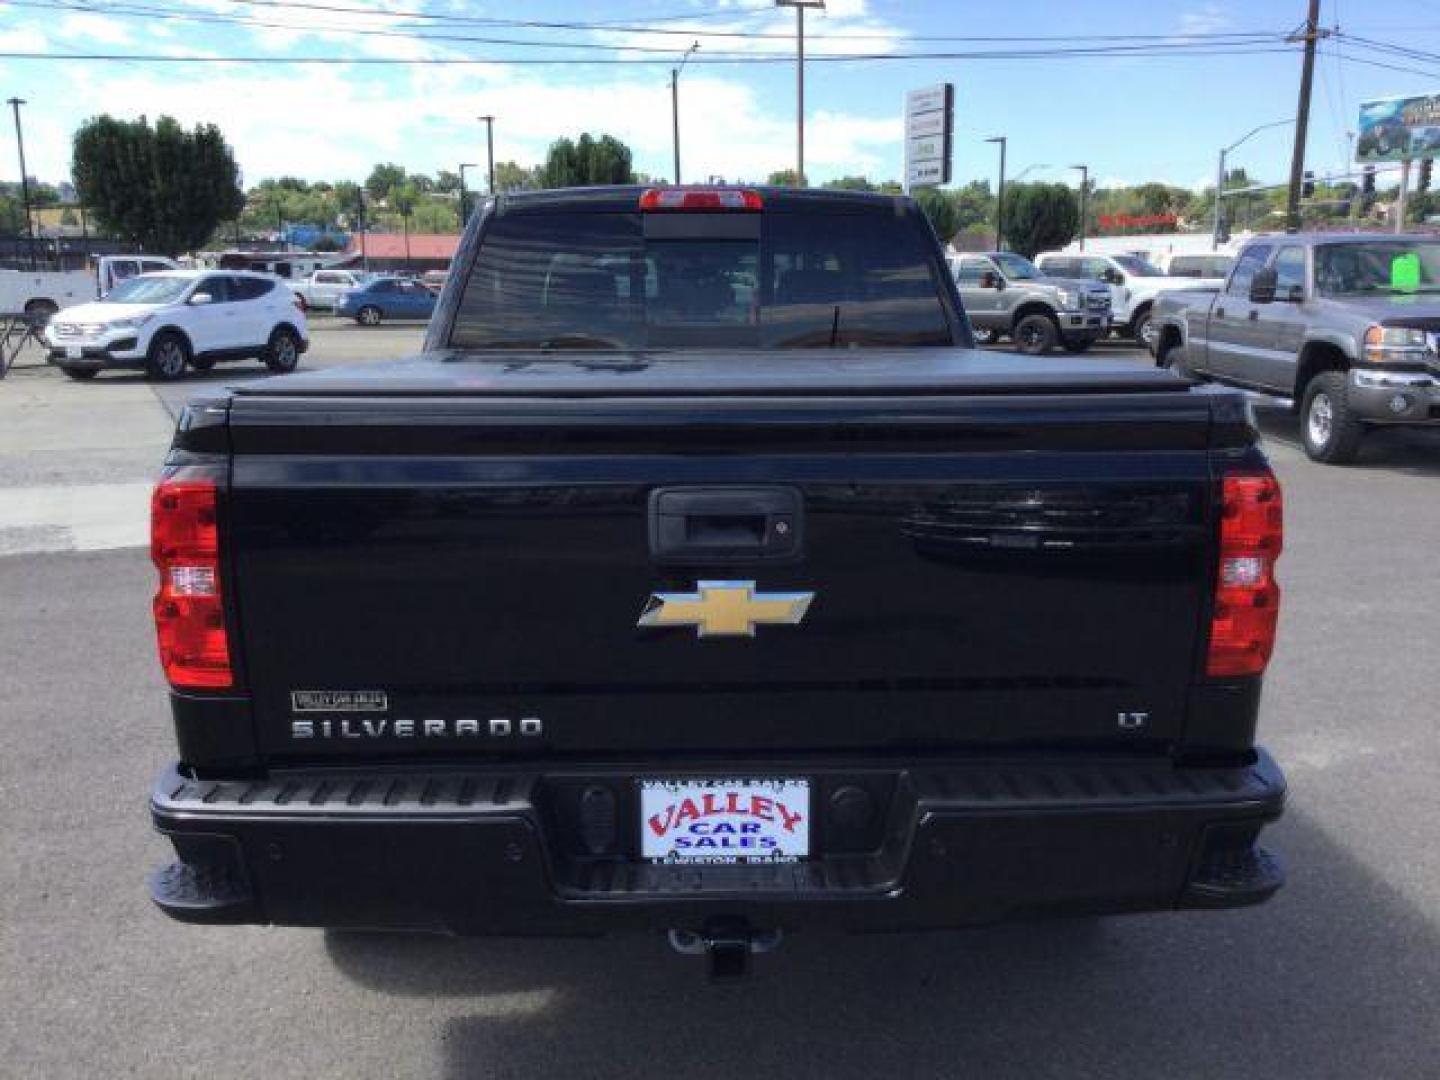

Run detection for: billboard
[[904, 83, 954, 189], [1357, 94, 1440, 162]]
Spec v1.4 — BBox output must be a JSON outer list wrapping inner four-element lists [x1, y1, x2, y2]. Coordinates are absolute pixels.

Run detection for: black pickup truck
[[148, 186, 1286, 974]]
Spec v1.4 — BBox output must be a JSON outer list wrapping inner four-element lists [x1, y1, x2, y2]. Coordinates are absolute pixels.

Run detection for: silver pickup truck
[[950, 252, 1110, 355], [1150, 233, 1440, 463]]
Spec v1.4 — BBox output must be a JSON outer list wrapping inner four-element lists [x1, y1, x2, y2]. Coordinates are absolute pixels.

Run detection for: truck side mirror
[[1249, 267, 1278, 304], [1103, 268, 1124, 285]]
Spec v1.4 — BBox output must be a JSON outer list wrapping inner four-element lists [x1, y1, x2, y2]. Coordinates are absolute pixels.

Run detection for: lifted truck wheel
[[1013, 313, 1058, 356], [1301, 371, 1365, 464]]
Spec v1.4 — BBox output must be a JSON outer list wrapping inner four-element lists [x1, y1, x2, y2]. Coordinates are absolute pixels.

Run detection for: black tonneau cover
[[231, 348, 1193, 399]]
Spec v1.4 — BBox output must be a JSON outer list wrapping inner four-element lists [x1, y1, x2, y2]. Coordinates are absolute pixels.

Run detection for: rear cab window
[[451, 203, 955, 350]]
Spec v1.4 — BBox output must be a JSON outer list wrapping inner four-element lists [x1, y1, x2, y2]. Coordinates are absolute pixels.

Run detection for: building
[[343, 232, 460, 273]]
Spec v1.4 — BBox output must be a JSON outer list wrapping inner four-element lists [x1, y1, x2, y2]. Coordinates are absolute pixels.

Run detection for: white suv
[[45, 270, 309, 381]]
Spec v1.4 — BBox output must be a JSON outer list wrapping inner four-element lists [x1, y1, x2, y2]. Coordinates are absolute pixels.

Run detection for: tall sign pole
[[1394, 158, 1411, 234], [479, 115, 495, 196]]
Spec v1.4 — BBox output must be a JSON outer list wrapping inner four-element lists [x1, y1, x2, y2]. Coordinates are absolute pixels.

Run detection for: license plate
[[65, 345, 82, 359], [639, 778, 809, 865]]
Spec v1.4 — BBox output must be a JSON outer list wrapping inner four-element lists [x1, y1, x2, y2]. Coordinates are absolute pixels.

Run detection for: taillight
[[151, 475, 232, 690], [639, 187, 763, 211], [1207, 471, 1283, 678]]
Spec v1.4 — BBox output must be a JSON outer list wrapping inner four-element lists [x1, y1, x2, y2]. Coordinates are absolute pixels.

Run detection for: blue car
[[337, 277, 438, 326]]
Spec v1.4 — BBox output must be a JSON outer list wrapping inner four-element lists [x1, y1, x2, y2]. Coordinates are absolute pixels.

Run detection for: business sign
[[1357, 93, 1440, 162], [1098, 213, 1180, 232], [904, 83, 954, 189]]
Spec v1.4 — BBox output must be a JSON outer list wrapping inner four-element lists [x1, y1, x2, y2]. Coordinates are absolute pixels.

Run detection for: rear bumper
[[149, 751, 1286, 935]]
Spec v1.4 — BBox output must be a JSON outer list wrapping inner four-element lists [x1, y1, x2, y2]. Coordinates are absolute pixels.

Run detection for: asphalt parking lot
[[2, 325, 1438, 1078]]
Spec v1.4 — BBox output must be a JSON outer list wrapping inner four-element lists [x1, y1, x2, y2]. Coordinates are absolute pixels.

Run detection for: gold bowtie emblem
[[638, 581, 814, 638]]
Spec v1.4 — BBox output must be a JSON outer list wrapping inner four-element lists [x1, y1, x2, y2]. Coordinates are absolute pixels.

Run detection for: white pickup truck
[[1035, 251, 1226, 348], [287, 268, 370, 312], [1, 255, 179, 318]]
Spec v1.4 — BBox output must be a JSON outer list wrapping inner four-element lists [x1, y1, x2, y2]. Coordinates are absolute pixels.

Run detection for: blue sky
[[3, 0, 1440, 193]]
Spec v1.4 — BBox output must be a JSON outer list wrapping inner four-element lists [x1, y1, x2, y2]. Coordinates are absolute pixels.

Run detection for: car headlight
[[106, 313, 156, 331], [1363, 325, 1428, 362]]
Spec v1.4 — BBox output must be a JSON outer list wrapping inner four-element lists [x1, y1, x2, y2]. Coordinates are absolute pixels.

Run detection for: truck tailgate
[[220, 357, 1227, 764]]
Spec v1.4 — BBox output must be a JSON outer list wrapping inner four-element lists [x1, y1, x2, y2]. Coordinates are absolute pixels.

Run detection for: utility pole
[[479, 115, 495, 195], [670, 41, 699, 185], [1284, 0, 1325, 233], [776, 0, 824, 186], [986, 136, 1007, 251], [7, 98, 37, 270], [1071, 164, 1089, 251]]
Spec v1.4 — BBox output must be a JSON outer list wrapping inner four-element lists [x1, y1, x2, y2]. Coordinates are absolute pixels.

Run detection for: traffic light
[[1420, 158, 1434, 194], [1302, 171, 1315, 199], [1362, 165, 1376, 195]]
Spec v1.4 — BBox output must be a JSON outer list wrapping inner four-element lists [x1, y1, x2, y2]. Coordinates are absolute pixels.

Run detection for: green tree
[[541, 134, 635, 188], [433, 169, 461, 194], [912, 187, 960, 243], [365, 162, 407, 201], [767, 168, 803, 186], [411, 199, 458, 233], [950, 179, 994, 234], [823, 175, 876, 192], [72, 114, 245, 255], [493, 160, 541, 192], [1000, 182, 1079, 258]]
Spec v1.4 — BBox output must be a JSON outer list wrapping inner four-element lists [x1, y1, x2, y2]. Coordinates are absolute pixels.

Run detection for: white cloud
[[1178, 5, 1233, 36], [57, 13, 135, 45]]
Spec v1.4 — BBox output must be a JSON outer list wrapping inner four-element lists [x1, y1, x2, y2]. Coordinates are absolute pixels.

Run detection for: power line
[[13, 0, 1293, 45], [0, 45, 1302, 66]]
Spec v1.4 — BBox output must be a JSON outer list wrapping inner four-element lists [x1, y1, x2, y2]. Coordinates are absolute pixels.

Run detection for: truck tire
[[1131, 309, 1156, 349], [145, 332, 190, 381], [24, 298, 58, 325], [263, 326, 301, 373], [1300, 371, 1364, 464], [1013, 313, 1058, 356]]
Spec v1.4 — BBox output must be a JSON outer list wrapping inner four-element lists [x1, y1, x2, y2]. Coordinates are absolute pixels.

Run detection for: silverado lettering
[[146, 186, 1287, 973]]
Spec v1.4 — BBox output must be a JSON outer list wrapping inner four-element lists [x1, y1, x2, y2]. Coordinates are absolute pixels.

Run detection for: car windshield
[[992, 253, 1041, 280], [1114, 255, 1164, 277], [1315, 241, 1440, 296], [102, 276, 192, 304], [452, 209, 952, 350]]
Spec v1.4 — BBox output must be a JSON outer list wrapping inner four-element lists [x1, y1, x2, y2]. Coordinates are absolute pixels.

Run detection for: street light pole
[[1212, 118, 1295, 249], [986, 136, 1007, 251], [7, 97, 37, 270], [671, 41, 699, 185], [1071, 164, 1089, 251], [479, 115, 495, 195], [776, 0, 824, 186]]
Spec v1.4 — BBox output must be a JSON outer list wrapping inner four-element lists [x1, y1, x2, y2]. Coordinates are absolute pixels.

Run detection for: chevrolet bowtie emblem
[[638, 581, 815, 638]]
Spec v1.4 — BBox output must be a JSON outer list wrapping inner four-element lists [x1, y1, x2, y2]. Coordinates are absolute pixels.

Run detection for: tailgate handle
[[649, 487, 803, 564]]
